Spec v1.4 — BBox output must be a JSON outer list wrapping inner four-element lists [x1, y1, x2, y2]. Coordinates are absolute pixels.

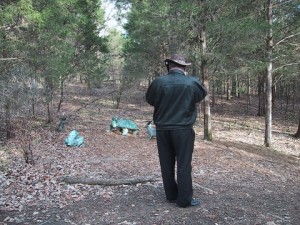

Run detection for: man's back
[[146, 69, 206, 130]]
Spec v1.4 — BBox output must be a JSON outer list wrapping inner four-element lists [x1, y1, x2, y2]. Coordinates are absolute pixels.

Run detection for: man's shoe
[[190, 198, 200, 206], [177, 198, 200, 208]]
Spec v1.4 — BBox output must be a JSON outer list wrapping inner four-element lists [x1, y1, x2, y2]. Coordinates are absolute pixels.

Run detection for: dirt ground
[[0, 83, 299, 225]]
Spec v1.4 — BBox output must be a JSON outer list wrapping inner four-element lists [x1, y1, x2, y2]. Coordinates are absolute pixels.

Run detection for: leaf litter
[[0, 83, 300, 225]]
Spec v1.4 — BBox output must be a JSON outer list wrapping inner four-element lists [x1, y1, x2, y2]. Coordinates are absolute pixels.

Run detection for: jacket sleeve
[[194, 79, 207, 103], [146, 81, 156, 106]]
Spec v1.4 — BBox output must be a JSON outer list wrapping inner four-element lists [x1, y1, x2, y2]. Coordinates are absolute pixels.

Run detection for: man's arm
[[146, 82, 156, 106], [194, 80, 207, 103]]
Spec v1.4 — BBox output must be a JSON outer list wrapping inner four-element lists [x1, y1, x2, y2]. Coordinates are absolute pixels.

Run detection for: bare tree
[[264, 0, 274, 147], [294, 114, 300, 138], [198, 0, 212, 141]]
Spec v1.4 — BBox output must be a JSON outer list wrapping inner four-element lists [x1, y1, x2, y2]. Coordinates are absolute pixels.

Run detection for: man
[[146, 53, 207, 208]]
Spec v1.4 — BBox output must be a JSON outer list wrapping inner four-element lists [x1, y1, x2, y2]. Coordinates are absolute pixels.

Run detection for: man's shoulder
[[186, 75, 202, 84], [152, 74, 169, 83], [157, 73, 169, 79]]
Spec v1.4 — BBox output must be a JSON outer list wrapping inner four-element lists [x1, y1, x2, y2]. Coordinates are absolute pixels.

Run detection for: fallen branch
[[0, 57, 20, 61], [194, 183, 218, 194], [75, 97, 102, 113], [58, 175, 159, 186]]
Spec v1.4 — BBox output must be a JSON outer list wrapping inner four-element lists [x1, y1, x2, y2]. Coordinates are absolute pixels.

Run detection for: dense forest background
[[1, 1, 300, 224], [1, 0, 300, 159]]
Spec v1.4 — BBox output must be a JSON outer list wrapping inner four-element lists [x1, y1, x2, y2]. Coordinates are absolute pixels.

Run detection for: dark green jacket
[[146, 69, 207, 130]]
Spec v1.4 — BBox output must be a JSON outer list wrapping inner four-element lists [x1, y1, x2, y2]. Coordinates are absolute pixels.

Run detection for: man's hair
[[168, 61, 186, 69]]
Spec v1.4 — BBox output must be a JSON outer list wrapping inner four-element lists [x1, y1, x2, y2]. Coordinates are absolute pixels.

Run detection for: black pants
[[156, 128, 195, 207]]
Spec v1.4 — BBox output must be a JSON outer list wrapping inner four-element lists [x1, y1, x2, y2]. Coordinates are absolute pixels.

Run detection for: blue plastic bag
[[65, 130, 84, 147]]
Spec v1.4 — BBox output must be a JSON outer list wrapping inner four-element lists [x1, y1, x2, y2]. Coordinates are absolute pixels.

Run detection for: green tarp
[[65, 130, 84, 147]]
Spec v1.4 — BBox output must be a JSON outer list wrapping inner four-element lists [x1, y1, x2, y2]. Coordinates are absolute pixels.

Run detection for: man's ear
[[165, 62, 170, 72]]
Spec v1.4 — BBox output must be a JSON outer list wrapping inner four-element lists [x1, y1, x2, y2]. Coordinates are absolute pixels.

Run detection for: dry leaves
[[0, 83, 299, 225]]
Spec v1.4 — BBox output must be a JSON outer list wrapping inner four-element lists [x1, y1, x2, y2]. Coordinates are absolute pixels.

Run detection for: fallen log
[[58, 175, 159, 186]]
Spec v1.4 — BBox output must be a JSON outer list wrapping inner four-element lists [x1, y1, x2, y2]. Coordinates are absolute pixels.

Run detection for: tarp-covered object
[[65, 130, 84, 147], [110, 117, 139, 135]]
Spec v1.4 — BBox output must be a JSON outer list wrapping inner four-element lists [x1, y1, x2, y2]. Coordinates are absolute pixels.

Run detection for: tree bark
[[57, 76, 65, 113], [257, 73, 266, 116], [247, 75, 252, 107], [232, 74, 238, 98], [226, 77, 231, 101], [294, 114, 300, 138], [264, 0, 273, 147], [199, 0, 212, 141]]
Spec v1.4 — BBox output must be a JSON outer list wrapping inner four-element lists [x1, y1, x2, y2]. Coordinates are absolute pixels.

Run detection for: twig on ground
[[193, 183, 218, 194]]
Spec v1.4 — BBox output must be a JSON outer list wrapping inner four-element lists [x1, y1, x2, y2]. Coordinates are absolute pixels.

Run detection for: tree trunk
[[285, 86, 290, 113], [226, 78, 231, 101], [257, 72, 266, 116], [291, 83, 295, 112], [47, 102, 52, 123], [199, 0, 212, 141], [264, 0, 273, 148], [247, 75, 252, 106], [294, 114, 300, 138], [1, 33, 13, 140], [57, 76, 65, 113], [232, 74, 238, 97]]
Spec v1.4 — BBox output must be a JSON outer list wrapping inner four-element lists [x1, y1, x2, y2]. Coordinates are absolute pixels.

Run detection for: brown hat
[[165, 54, 191, 66]]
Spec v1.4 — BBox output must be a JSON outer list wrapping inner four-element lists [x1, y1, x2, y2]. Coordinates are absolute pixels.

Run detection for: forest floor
[[0, 83, 300, 225]]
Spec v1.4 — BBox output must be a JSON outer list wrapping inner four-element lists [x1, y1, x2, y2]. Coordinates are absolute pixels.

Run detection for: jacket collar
[[169, 68, 186, 75]]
